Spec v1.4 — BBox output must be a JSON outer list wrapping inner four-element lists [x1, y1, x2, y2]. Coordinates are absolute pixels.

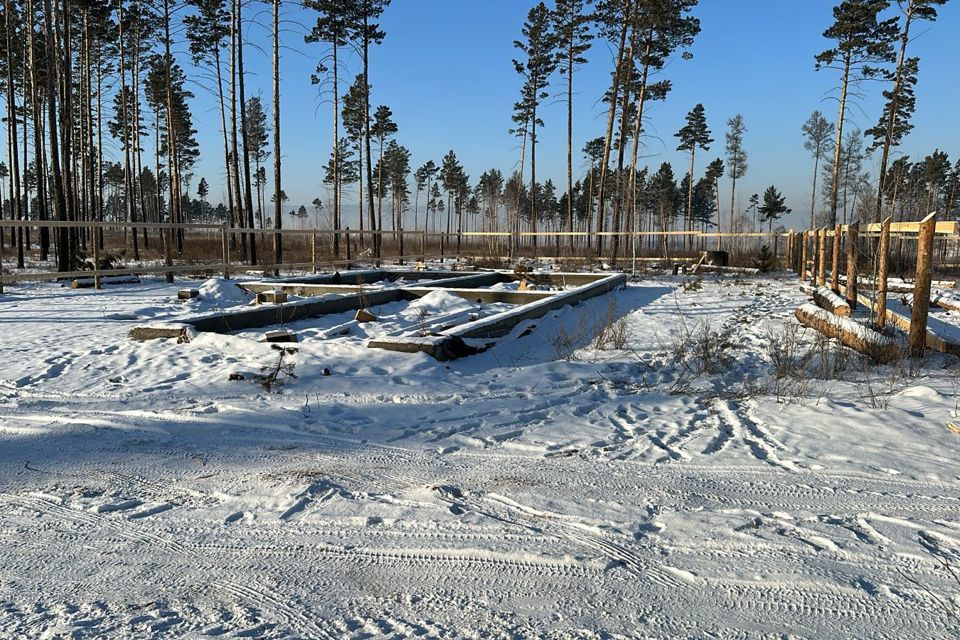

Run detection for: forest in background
[[0, 0, 957, 271]]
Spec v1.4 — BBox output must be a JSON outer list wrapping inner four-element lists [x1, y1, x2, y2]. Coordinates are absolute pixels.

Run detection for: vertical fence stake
[[311, 232, 318, 274], [784, 229, 793, 271], [800, 231, 808, 281], [221, 224, 230, 279], [420, 230, 426, 263], [163, 224, 174, 284], [909, 212, 937, 357], [345, 228, 351, 265], [876, 217, 891, 329], [817, 227, 827, 286], [845, 221, 859, 309], [831, 224, 842, 292]]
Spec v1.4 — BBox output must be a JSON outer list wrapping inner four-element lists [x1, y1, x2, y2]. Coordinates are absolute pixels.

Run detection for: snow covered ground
[[1, 271, 958, 638]]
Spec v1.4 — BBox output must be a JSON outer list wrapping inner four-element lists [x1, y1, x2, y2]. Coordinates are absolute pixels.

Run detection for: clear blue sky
[[180, 0, 959, 230]]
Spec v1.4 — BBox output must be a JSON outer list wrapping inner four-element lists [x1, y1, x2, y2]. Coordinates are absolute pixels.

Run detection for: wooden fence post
[[163, 224, 174, 284], [845, 221, 859, 309], [800, 231, 808, 281], [773, 234, 779, 269], [311, 232, 318, 274], [876, 217, 891, 328], [420, 230, 426, 262], [831, 224, 841, 292], [786, 231, 793, 270], [817, 227, 827, 286], [345, 228, 351, 263], [909, 212, 937, 357], [221, 224, 230, 279]]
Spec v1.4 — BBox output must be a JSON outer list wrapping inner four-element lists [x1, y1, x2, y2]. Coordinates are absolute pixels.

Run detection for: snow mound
[[198, 278, 250, 306], [404, 290, 474, 317]]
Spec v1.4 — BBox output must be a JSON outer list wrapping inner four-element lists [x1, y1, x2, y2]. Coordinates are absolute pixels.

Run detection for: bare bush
[[592, 298, 629, 351], [552, 314, 592, 361]]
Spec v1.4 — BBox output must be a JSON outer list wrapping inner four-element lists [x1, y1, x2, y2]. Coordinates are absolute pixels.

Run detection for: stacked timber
[[795, 303, 900, 363]]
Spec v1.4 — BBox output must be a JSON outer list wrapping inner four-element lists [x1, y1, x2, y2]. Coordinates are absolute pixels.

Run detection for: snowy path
[[0, 274, 958, 638]]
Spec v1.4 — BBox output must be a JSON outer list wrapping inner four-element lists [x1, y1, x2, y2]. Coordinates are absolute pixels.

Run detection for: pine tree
[[304, 0, 354, 255], [243, 96, 270, 230], [675, 103, 713, 248], [371, 104, 397, 244], [513, 2, 558, 251], [414, 161, 439, 232], [724, 114, 747, 241], [351, 0, 391, 259], [867, 0, 946, 222], [342, 74, 369, 235], [553, 0, 593, 250], [759, 185, 791, 233], [816, 0, 898, 227], [802, 110, 834, 229]]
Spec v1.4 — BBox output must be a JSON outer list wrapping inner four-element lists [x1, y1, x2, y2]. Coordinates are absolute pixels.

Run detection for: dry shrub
[[592, 298, 629, 351]]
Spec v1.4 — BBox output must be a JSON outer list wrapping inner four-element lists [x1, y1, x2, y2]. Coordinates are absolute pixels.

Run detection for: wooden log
[[876, 217, 891, 328], [845, 221, 859, 309], [831, 223, 842, 292], [817, 227, 827, 285], [795, 303, 900, 363], [812, 286, 851, 316], [909, 212, 937, 356]]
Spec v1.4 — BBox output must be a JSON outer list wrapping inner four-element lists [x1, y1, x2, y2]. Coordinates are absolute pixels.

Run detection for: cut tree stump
[[795, 303, 900, 363], [812, 286, 851, 316]]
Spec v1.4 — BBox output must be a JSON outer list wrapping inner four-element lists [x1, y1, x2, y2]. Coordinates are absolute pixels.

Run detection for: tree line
[[0, 0, 956, 274]]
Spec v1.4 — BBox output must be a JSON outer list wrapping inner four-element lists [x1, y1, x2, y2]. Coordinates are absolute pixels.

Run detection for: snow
[[0, 273, 958, 637]]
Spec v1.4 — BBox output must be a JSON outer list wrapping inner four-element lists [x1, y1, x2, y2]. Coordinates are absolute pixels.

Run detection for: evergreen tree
[[759, 185, 791, 233], [243, 96, 270, 229], [371, 104, 397, 240], [512, 2, 558, 249], [867, 0, 946, 222], [816, 0, 898, 226], [675, 103, 713, 246], [802, 110, 834, 229], [553, 0, 593, 248], [304, 0, 355, 253], [724, 114, 747, 239]]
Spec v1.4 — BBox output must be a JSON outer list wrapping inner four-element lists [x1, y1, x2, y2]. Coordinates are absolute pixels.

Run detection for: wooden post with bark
[[817, 227, 827, 286], [311, 232, 318, 274], [800, 231, 808, 281], [221, 224, 230, 279], [831, 224, 842, 292], [845, 221, 859, 309], [786, 231, 793, 270], [773, 234, 779, 269], [909, 212, 937, 357], [876, 217, 891, 328]]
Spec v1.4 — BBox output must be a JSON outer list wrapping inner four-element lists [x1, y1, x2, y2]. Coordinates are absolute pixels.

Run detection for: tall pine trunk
[[272, 0, 282, 274]]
